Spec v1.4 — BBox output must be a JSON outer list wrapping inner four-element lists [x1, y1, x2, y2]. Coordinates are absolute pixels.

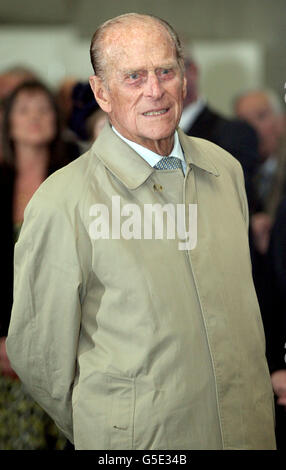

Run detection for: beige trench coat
[[7, 124, 276, 450]]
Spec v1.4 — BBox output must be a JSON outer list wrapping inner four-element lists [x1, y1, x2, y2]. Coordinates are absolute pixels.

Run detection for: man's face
[[90, 21, 186, 155], [235, 92, 282, 158]]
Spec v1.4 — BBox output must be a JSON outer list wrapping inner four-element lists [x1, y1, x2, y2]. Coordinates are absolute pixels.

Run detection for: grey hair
[[89, 13, 185, 83]]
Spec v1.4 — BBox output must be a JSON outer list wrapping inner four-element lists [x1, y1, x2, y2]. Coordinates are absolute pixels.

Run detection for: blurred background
[[0, 0, 285, 116], [1, 0, 286, 451]]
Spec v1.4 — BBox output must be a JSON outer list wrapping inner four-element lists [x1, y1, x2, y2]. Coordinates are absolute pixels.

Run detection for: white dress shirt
[[112, 126, 187, 174]]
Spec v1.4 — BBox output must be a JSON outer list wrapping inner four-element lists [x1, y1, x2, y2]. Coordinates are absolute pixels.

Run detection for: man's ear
[[89, 75, 112, 113], [182, 75, 187, 101]]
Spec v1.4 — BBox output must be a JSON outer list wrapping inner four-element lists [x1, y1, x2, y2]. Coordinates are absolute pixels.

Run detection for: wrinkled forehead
[[102, 20, 177, 73]]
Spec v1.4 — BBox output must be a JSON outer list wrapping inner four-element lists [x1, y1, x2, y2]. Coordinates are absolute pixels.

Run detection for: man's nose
[[143, 73, 164, 99]]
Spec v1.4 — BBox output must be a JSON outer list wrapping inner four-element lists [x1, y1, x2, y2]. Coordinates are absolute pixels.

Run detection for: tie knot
[[154, 156, 182, 171]]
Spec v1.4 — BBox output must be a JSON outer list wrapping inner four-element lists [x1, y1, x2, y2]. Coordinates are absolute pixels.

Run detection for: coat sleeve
[[6, 193, 84, 444]]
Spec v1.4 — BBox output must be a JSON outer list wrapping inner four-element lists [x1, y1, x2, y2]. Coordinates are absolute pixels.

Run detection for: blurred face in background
[[235, 92, 283, 160], [9, 90, 57, 148]]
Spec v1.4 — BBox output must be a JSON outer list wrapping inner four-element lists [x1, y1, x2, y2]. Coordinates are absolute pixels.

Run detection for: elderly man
[[7, 13, 276, 450], [234, 89, 286, 218]]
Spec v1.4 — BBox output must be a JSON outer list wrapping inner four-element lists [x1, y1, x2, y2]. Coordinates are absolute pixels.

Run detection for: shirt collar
[[179, 97, 206, 132], [112, 126, 185, 167]]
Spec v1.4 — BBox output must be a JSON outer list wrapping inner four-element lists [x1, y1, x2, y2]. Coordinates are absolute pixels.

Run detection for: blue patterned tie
[[154, 156, 183, 171]]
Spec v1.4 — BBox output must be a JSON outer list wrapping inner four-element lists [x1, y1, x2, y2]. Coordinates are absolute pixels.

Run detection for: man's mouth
[[143, 108, 169, 116]]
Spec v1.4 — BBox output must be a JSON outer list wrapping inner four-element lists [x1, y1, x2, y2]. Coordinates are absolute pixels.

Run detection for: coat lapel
[[92, 122, 220, 191], [92, 122, 154, 190]]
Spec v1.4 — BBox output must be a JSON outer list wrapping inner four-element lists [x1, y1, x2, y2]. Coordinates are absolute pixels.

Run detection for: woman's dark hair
[[1, 80, 66, 170]]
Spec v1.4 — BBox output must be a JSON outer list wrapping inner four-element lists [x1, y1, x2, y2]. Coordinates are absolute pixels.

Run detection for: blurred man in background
[[234, 89, 286, 221], [235, 89, 286, 450], [180, 57, 260, 210]]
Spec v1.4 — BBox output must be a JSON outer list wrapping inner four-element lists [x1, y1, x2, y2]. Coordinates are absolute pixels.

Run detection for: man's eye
[[158, 68, 174, 80], [125, 72, 145, 86], [129, 73, 140, 80]]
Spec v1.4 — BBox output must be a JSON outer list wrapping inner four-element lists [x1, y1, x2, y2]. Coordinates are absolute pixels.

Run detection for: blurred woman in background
[[0, 80, 71, 450]]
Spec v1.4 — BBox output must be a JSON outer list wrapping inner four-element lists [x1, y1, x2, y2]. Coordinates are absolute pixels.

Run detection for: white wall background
[[189, 41, 264, 116], [0, 26, 94, 87], [0, 26, 264, 116]]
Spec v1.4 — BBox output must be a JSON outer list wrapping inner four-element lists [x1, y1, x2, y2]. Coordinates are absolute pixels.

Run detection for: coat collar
[[177, 127, 220, 177], [92, 122, 219, 190]]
